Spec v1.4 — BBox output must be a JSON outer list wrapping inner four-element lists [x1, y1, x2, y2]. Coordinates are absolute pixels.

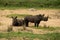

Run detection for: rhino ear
[[15, 16, 17, 19], [47, 15, 50, 19], [48, 16, 51, 19], [11, 16, 13, 18], [42, 14, 45, 16], [48, 15, 50, 18]]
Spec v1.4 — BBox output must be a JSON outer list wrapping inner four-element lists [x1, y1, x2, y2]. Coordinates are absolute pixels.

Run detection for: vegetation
[[0, 0, 60, 9], [30, 26, 60, 31], [0, 32, 60, 40], [7, 27, 13, 32], [6, 14, 31, 18]]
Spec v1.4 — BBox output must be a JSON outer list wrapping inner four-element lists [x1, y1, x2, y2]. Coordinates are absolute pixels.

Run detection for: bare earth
[[0, 9, 60, 34], [0, 9, 60, 40]]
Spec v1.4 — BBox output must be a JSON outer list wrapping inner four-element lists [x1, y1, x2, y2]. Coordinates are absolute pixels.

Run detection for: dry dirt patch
[[0, 9, 60, 34]]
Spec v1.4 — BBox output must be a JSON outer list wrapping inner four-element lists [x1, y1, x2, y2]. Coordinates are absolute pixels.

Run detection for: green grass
[[30, 26, 60, 31], [0, 32, 60, 40], [0, 0, 60, 9], [0, 6, 29, 10], [0, 6, 60, 10], [6, 14, 31, 18]]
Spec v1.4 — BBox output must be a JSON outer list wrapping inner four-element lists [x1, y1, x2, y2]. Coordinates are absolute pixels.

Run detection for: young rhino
[[12, 16, 24, 26]]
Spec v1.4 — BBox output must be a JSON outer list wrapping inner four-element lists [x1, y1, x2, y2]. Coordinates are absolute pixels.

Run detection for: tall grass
[[0, 32, 60, 40], [6, 14, 31, 18], [30, 26, 60, 31], [0, 0, 60, 9]]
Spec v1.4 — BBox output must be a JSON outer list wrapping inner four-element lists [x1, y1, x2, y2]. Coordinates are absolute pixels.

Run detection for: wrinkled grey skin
[[12, 16, 24, 26], [24, 14, 48, 27]]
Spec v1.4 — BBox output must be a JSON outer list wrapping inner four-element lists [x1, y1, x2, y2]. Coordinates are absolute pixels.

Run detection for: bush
[[0, 0, 60, 8], [7, 26, 13, 32]]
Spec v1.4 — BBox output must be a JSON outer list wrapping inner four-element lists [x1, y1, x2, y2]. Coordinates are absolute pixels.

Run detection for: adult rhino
[[24, 14, 49, 27], [12, 16, 24, 26]]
